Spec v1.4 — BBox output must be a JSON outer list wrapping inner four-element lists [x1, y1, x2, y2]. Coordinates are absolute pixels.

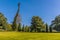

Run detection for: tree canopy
[[51, 15, 60, 31], [31, 16, 45, 32], [0, 12, 7, 30]]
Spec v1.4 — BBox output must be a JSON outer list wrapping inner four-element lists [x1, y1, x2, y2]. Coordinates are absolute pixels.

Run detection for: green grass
[[0, 32, 60, 40]]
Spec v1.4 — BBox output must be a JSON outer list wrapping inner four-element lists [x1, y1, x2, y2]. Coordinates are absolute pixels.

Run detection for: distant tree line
[[0, 12, 60, 33], [0, 2, 60, 32]]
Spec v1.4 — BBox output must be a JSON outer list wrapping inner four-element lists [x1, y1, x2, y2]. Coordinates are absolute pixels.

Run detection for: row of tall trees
[[11, 14, 60, 32], [30, 16, 52, 32], [0, 1, 60, 32], [9, 2, 53, 32], [0, 3, 60, 32], [1, 12, 60, 32], [11, 15, 53, 32]]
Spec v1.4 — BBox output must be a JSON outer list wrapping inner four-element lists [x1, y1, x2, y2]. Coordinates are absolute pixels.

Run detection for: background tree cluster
[[0, 12, 60, 32], [0, 13, 7, 31]]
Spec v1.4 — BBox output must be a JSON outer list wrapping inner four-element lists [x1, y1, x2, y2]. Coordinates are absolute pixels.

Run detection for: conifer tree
[[46, 23, 48, 32], [22, 24, 25, 32], [12, 3, 21, 31], [18, 23, 21, 31], [49, 26, 52, 32]]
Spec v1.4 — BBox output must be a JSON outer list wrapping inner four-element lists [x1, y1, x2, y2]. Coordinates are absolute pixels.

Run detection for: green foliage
[[7, 24, 12, 31], [12, 13, 19, 31], [25, 25, 30, 32], [51, 15, 60, 31], [46, 23, 48, 32], [18, 23, 21, 31], [0, 13, 7, 30], [31, 16, 45, 32], [37, 27, 41, 32], [12, 22, 17, 31], [12, 2, 21, 31], [49, 26, 52, 32], [22, 24, 25, 32]]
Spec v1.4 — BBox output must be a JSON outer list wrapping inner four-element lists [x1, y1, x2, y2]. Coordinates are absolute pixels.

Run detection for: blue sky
[[0, 0, 60, 26]]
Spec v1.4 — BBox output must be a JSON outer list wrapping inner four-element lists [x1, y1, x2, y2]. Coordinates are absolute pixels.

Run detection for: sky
[[0, 0, 60, 26]]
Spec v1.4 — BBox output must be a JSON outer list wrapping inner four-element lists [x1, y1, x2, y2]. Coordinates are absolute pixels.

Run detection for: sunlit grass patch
[[0, 32, 59, 40]]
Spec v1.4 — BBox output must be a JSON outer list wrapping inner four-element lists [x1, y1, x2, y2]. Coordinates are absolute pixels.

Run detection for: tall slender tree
[[46, 23, 48, 32], [18, 23, 21, 31], [49, 26, 52, 32], [22, 24, 25, 32], [12, 2, 21, 31]]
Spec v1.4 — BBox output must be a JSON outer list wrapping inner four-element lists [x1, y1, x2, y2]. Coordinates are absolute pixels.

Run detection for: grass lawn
[[0, 32, 60, 40]]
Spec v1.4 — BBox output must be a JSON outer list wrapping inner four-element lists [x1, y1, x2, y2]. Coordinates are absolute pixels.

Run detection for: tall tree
[[12, 21, 17, 31], [31, 16, 44, 32], [0, 12, 7, 30], [51, 15, 60, 31], [12, 2, 21, 31], [25, 25, 30, 32], [46, 23, 48, 32], [22, 24, 25, 32], [49, 26, 52, 32], [18, 23, 21, 31], [0, 13, 7, 30]]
